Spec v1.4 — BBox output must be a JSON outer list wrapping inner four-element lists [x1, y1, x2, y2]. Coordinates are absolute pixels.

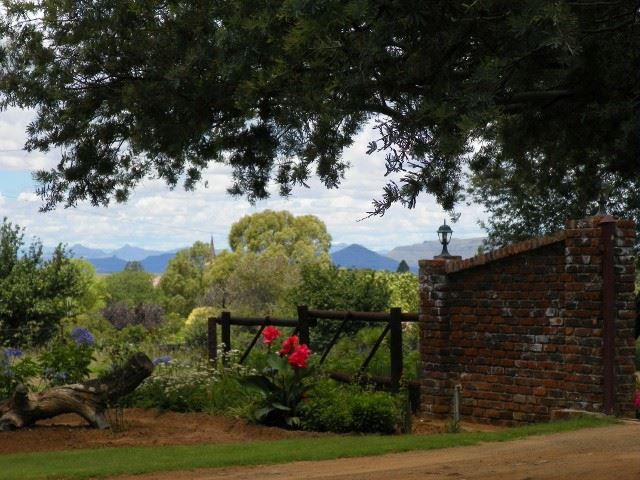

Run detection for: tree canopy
[[228, 210, 331, 263], [0, 1, 637, 238], [0, 218, 91, 345], [159, 241, 214, 316]]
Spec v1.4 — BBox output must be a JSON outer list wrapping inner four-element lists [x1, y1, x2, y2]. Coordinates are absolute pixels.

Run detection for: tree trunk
[[0, 352, 154, 431]]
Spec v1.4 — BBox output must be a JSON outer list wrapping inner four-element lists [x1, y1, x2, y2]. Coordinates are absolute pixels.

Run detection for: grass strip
[[0, 416, 615, 480]]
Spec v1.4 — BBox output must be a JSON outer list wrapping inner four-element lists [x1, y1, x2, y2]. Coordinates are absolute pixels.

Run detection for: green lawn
[[0, 416, 614, 480]]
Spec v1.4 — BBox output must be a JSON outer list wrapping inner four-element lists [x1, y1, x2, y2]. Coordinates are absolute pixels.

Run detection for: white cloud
[[0, 108, 487, 252], [17, 191, 38, 202]]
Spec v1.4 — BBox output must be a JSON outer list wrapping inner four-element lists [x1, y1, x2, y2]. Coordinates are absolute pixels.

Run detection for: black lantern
[[436, 219, 453, 258]]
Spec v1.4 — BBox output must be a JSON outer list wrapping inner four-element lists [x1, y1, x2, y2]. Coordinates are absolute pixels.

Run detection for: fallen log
[[0, 352, 154, 431]]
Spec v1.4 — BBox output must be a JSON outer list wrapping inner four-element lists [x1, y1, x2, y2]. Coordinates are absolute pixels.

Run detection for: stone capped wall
[[419, 216, 636, 424]]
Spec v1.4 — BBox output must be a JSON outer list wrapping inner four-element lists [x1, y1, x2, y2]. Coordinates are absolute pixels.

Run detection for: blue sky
[[0, 170, 33, 194], [0, 107, 487, 252]]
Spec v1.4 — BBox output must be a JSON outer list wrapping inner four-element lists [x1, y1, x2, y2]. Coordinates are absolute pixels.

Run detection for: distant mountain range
[[385, 237, 485, 271], [331, 244, 401, 271], [330, 237, 486, 272], [68, 243, 169, 261], [61, 245, 183, 274], [42, 236, 485, 274]]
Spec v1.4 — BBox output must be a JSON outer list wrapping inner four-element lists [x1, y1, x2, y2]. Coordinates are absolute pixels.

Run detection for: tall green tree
[[102, 263, 165, 329], [159, 241, 214, 316], [201, 250, 238, 310], [1, 1, 635, 224], [104, 267, 159, 307], [202, 211, 329, 315], [229, 210, 331, 264], [396, 260, 410, 273], [225, 251, 300, 316], [0, 218, 90, 345], [292, 264, 390, 313]]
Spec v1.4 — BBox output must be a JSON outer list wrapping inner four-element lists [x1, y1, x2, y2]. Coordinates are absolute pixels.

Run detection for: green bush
[[130, 360, 217, 412], [300, 379, 401, 434], [129, 359, 258, 415], [39, 327, 95, 386], [0, 348, 40, 399], [321, 326, 420, 380], [635, 338, 640, 371]]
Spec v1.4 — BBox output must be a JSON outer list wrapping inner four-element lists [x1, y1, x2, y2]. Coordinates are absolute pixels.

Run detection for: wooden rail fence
[[207, 306, 420, 404]]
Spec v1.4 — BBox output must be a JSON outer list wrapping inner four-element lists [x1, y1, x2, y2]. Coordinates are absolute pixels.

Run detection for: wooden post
[[389, 307, 403, 392], [220, 311, 232, 366], [207, 317, 217, 365], [599, 216, 616, 414], [297, 305, 310, 348]]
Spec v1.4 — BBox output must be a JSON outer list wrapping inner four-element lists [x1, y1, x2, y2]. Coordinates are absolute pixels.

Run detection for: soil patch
[[0, 408, 320, 454], [0, 409, 493, 454]]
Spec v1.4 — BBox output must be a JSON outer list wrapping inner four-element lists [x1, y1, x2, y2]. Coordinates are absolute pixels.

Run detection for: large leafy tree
[[229, 210, 331, 263], [104, 264, 160, 307], [202, 210, 329, 315], [102, 262, 165, 329], [159, 241, 215, 316], [0, 1, 637, 231], [0, 218, 90, 345]]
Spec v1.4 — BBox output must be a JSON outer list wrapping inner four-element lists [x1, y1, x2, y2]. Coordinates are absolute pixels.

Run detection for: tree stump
[[0, 352, 154, 431]]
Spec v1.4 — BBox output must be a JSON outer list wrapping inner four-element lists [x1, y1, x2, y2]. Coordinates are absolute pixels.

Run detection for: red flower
[[634, 391, 640, 409], [262, 326, 281, 345], [279, 335, 299, 355], [288, 344, 312, 368]]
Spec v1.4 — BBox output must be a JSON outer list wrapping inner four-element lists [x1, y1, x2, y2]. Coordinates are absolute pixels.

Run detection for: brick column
[[562, 217, 606, 412], [562, 216, 637, 416], [419, 258, 453, 415], [612, 219, 637, 417]]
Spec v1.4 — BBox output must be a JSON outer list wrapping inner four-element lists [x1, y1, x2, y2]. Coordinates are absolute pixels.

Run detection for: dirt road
[[111, 422, 640, 480]]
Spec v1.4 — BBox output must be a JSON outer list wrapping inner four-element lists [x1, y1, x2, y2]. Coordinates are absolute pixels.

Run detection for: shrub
[[102, 301, 165, 330], [0, 348, 40, 399], [40, 327, 95, 386], [130, 360, 215, 412], [300, 379, 401, 434], [96, 324, 148, 372], [349, 392, 401, 433], [241, 330, 314, 428], [322, 326, 420, 380], [130, 357, 258, 415]]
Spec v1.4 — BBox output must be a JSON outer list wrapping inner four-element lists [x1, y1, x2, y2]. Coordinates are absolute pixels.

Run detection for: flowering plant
[[241, 328, 314, 428], [262, 326, 281, 345], [0, 347, 40, 399], [40, 326, 95, 386], [634, 391, 640, 419]]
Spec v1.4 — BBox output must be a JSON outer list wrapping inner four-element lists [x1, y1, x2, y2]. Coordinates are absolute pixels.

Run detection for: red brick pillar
[[612, 219, 637, 417], [563, 216, 636, 416], [419, 258, 453, 415], [562, 217, 606, 412]]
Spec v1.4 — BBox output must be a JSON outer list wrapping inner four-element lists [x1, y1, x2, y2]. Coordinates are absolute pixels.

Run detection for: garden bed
[[0, 409, 500, 454]]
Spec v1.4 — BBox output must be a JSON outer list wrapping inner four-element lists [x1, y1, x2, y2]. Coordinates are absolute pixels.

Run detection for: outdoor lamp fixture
[[436, 219, 453, 258]]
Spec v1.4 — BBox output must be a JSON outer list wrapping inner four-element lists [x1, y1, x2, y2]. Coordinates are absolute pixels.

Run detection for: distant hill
[[386, 237, 485, 271], [111, 244, 165, 262], [329, 242, 348, 254], [69, 244, 110, 259], [140, 252, 176, 273], [47, 237, 484, 275], [331, 244, 400, 271], [40, 243, 183, 273], [86, 256, 128, 273]]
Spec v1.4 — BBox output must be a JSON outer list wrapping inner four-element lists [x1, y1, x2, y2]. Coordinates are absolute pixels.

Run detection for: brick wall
[[419, 216, 636, 424]]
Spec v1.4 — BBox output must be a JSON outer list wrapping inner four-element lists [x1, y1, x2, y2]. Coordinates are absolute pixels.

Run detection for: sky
[[0, 107, 488, 253]]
